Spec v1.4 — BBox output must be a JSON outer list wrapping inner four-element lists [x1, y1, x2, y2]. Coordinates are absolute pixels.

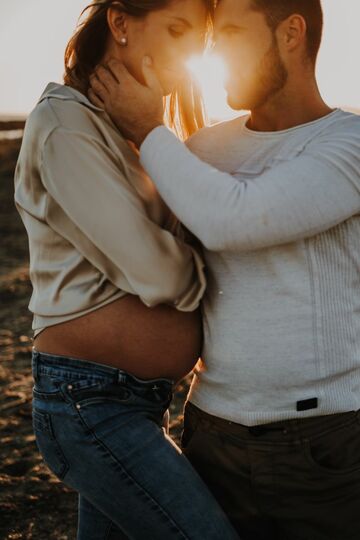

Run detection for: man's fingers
[[107, 58, 134, 84], [142, 56, 163, 95], [94, 64, 117, 91], [89, 74, 108, 102], [88, 88, 105, 109]]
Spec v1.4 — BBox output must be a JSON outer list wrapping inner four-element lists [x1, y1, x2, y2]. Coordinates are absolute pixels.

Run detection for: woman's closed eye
[[169, 26, 186, 39]]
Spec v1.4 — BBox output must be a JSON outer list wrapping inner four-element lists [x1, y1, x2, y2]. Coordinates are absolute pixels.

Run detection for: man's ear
[[107, 4, 129, 45], [277, 14, 307, 55]]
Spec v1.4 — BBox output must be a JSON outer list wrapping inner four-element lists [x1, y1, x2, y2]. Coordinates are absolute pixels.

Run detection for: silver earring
[[120, 37, 128, 46]]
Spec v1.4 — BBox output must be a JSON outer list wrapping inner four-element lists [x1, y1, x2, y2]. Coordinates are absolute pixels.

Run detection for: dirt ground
[[0, 137, 191, 539]]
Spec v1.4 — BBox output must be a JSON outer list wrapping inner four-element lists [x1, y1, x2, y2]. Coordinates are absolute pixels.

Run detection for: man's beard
[[228, 36, 288, 111]]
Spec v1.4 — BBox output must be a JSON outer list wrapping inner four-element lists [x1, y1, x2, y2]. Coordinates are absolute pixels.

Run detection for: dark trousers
[[181, 402, 360, 540]]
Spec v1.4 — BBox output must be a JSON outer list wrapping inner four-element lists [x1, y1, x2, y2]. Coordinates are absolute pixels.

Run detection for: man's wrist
[[138, 122, 165, 148]]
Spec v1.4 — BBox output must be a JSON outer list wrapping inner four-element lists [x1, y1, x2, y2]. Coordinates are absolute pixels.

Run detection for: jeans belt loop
[[117, 371, 128, 385]]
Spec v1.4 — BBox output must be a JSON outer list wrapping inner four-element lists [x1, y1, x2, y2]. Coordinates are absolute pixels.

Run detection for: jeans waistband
[[186, 402, 360, 442], [31, 348, 175, 391]]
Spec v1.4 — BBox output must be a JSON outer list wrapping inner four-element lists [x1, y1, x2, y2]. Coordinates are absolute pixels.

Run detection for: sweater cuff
[[140, 125, 178, 168]]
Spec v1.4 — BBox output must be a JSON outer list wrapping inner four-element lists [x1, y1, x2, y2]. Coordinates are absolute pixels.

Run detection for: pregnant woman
[[14, 1, 239, 538]]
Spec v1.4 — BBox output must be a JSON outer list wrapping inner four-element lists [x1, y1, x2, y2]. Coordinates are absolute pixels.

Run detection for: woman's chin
[[158, 71, 186, 96], [160, 81, 178, 96], [161, 83, 175, 96]]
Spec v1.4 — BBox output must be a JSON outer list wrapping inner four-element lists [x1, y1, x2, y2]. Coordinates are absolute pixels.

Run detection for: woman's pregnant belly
[[33, 294, 203, 382]]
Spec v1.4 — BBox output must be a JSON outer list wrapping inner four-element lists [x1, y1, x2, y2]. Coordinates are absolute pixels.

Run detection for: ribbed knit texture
[[140, 109, 360, 425]]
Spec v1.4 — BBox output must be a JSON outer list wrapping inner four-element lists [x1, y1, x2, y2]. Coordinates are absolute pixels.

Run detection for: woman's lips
[[156, 63, 185, 77]]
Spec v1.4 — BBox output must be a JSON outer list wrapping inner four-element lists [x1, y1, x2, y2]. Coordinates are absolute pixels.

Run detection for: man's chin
[[226, 92, 249, 112]]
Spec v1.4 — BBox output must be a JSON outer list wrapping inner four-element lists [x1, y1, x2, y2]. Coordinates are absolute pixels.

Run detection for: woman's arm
[[40, 126, 206, 310]]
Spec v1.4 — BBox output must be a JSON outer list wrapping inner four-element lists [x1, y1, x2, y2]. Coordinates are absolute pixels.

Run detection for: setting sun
[[0, 1, 359, 118], [2, 2, 360, 538], [187, 53, 238, 121]]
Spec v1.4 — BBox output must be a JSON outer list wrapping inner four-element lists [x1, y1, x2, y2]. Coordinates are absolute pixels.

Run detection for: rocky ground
[[0, 135, 191, 539]]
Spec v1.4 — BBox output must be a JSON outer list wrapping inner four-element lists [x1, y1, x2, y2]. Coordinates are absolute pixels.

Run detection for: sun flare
[[187, 53, 238, 122]]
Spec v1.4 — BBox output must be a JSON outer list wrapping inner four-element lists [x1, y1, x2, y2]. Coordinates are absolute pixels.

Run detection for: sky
[[0, 1, 359, 120]]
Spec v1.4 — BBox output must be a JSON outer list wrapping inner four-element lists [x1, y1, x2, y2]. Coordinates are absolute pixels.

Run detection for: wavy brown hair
[[64, 0, 215, 140]]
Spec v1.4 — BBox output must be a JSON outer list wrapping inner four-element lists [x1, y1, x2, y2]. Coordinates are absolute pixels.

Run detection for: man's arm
[[88, 60, 360, 251], [140, 126, 360, 251]]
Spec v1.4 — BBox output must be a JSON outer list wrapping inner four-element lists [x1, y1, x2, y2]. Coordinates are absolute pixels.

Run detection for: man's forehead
[[215, 0, 253, 23]]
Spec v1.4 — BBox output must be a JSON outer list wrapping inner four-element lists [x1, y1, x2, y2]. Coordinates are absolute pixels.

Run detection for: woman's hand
[[88, 57, 164, 147]]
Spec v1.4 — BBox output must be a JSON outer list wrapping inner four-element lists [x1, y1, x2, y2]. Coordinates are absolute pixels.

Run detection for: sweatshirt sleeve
[[40, 126, 206, 311], [140, 126, 360, 252]]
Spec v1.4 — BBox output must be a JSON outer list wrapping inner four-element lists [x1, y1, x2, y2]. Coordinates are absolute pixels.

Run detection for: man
[[89, 0, 360, 538]]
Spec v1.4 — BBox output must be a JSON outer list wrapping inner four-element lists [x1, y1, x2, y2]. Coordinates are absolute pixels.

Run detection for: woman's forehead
[[157, 0, 209, 25]]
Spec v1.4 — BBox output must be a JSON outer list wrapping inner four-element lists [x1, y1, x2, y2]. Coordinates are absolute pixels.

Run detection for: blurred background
[[0, 2, 359, 539], [1, 0, 360, 121]]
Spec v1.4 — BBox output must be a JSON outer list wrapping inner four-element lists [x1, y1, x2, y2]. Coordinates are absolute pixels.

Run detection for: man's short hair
[[251, 0, 324, 64]]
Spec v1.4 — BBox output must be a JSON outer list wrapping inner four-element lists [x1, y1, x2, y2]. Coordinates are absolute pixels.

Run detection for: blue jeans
[[31, 349, 239, 540]]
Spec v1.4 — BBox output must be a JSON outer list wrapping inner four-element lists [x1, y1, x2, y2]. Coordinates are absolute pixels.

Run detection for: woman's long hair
[[64, 0, 215, 140]]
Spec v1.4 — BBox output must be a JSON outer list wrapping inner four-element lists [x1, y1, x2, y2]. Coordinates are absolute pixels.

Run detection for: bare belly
[[33, 294, 203, 382]]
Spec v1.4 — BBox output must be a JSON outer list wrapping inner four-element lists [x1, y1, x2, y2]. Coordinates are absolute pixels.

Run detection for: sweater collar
[[38, 82, 104, 113]]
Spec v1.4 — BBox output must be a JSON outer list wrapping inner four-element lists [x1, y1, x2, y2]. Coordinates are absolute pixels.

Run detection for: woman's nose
[[213, 37, 225, 57], [182, 33, 205, 58]]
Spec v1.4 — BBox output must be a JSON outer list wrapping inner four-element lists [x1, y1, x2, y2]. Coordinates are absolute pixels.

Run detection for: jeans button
[[75, 403, 81, 409], [67, 384, 73, 390]]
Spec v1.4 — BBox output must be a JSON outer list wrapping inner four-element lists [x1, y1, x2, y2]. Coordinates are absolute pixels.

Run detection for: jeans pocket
[[33, 371, 111, 398], [32, 408, 69, 480], [67, 381, 132, 408], [302, 415, 360, 476], [181, 405, 201, 450]]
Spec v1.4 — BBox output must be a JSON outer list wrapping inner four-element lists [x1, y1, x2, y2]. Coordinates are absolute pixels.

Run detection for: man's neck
[[246, 76, 334, 132]]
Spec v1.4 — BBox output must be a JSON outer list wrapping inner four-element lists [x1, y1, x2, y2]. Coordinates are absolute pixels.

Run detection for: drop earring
[[120, 37, 128, 46]]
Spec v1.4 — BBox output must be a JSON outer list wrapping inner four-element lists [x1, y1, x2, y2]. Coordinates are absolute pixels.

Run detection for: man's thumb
[[142, 56, 163, 93]]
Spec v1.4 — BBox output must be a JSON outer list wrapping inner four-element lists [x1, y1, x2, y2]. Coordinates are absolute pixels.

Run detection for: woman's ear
[[107, 6, 129, 46]]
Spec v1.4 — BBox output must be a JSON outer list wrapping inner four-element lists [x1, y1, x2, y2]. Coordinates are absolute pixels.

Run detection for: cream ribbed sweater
[[140, 109, 360, 425]]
